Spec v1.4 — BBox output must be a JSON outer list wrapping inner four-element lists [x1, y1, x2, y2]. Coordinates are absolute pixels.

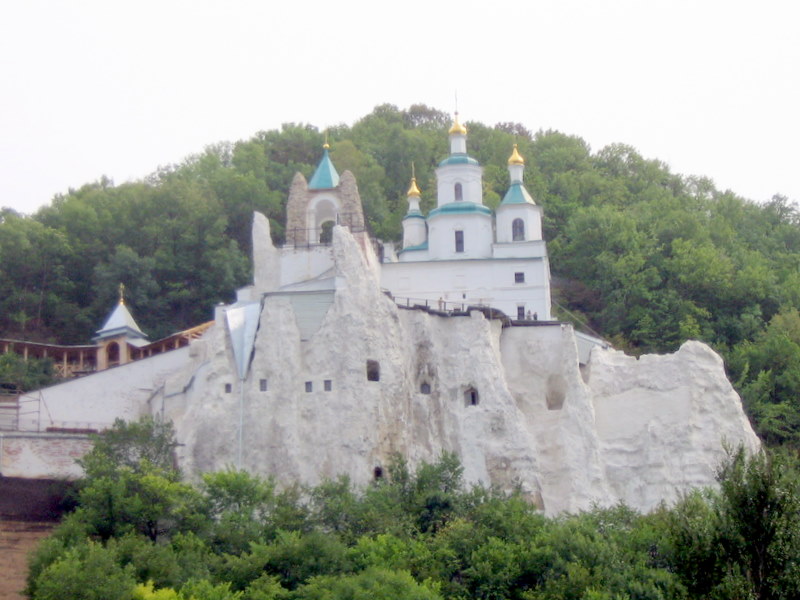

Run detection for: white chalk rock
[[161, 225, 760, 515]]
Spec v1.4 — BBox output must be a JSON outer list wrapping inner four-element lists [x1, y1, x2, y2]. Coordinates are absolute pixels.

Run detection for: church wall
[[435, 165, 483, 206], [496, 204, 544, 243], [382, 258, 552, 320], [428, 214, 493, 260]]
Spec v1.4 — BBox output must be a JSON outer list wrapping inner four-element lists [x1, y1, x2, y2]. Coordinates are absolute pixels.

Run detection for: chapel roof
[[500, 181, 536, 206], [95, 299, 147, 341], [308, 146, 340, 190]]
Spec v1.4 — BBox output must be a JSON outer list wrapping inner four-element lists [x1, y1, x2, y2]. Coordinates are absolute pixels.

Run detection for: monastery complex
[[0, 117, 760, 515]]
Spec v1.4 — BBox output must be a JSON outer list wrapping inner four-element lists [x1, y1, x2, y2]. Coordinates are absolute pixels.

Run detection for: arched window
[[454, 182, 463, 201], [319, 220, 334, 244], [512, 218, 525, 241], [106, 341, 119, 366]]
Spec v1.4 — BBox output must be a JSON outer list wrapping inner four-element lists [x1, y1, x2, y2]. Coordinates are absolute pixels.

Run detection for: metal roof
[[308, 148, 340, 189], [501, 182, 536, 206], [428, 202, 492, 218], [94, 302, 147, 341]]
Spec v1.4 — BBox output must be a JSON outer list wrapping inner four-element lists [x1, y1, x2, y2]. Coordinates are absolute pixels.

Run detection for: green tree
[[32, 541, 136, 600], [292, 567, 442, 600]]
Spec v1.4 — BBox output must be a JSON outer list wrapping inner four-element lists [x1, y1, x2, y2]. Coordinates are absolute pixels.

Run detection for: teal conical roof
[[501, 182, 536, 206], [308, 147, 340, 190]]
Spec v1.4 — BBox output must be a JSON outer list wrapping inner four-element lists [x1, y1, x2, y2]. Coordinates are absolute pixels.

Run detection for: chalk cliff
[[159, 221, 760, 515]]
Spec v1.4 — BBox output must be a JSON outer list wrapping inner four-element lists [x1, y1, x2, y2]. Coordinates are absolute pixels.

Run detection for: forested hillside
[[1, 103, 799, 445]]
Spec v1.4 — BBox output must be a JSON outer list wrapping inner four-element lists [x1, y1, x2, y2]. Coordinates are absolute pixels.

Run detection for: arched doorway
[[319, 220, 334, 244], [106, 341, 120, 367]]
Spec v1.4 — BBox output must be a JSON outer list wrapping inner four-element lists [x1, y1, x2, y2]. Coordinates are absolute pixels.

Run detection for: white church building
[[381, 115, 551, 321]]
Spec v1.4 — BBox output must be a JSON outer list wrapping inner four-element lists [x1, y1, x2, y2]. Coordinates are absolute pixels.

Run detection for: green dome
[[438, 153, 480, 167], [428, 202, 492, 218]]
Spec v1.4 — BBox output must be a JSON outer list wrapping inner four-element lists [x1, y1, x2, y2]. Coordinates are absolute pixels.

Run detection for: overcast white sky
[[1, 0, 798, 215]]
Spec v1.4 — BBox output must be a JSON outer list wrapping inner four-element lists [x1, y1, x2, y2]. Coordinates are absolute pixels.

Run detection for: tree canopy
[[26, 417, 800, 600]]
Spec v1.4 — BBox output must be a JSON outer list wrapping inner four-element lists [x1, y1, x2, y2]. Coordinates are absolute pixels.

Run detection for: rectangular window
[[224, 383, 232, 394], [514, 272, 525, 283], [324, 379, 332, 391], [455, 230, 464, 253], [305, 381, 313, 393], [260, 379, 268, 392], [517, 306, 525, 320], [367, 360, 380, 382]]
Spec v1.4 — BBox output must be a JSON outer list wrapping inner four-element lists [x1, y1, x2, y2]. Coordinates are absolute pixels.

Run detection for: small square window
[[324, 379, 332, 391], [514, 272, 525, 283], [367, 360, 380, 382], [259, 379, 268, 392], [420, 382, 431, 394], [305, 381, 313, 393], [224, 383, 232, 394]]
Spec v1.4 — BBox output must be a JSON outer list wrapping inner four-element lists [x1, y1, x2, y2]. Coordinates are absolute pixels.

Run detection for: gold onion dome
[[407, 177, 421, 197], [508, 144, 525, 165], [449, 114, 467, 135]]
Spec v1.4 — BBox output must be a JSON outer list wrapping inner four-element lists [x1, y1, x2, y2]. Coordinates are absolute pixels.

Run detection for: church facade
[[381, 115, 551, 321], [262, 114, 553, 321]]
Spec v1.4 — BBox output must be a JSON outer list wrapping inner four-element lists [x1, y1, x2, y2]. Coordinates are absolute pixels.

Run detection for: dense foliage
[[1, 102, 799, 441], [26, 418, 800, 600]]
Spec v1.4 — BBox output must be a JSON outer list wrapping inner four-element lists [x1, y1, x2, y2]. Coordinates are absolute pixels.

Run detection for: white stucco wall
[[17, 348, 189, 432], [496, 204, 543, 243], [427, 212, 493, 260], [435, 164, 483, 206], [382, 257, 552, 320]]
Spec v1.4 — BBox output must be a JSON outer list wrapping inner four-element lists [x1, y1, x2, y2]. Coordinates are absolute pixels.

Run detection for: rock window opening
[[225, 383, 232, 394], [420, 382, 431, 394], [464, 387, 479, 406], [455, 182, 463, 201], [514, 272, 525, 283], [367, 360, 380, 382], [260, 379, 268, 392], [305, 381, 313, 392], [517, 306, 525, 320], [324, 379, 332, 391], [319, 220, 334, 244], [512, 218, 525, 241], [373, 466, 384, 480], [455, 230, 464, 253]]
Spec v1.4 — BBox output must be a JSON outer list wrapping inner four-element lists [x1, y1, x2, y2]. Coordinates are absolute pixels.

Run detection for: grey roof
[[95, 302, 147, 341]]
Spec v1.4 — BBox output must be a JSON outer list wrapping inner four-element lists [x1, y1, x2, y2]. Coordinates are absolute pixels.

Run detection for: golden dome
[[449, 113, 467, 136], [407, 177, 421, 197], [508, 144, 525, 165]]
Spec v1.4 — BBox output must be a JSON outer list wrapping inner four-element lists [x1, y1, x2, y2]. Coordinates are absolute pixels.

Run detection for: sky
[[1, 0, 798, 215]]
